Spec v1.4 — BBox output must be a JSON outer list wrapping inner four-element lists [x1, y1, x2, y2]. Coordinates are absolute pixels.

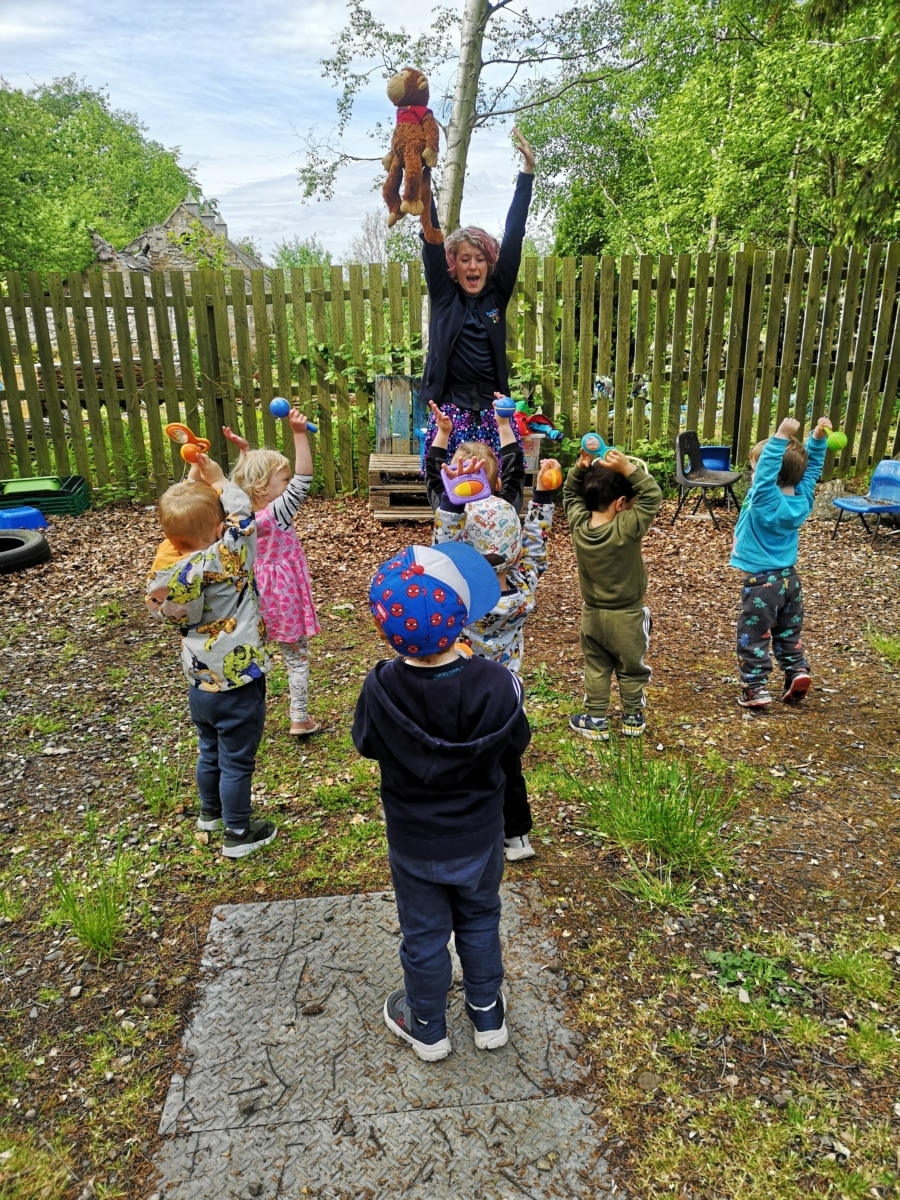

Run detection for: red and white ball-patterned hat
[[369, 543, 501, 658]]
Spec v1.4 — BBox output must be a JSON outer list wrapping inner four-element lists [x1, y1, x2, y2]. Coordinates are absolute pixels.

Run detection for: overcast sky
[[1, 0, 556, 261]]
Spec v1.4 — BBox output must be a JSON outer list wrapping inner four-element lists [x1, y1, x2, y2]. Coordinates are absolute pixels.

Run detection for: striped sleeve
[[268, 474, 312, 530]]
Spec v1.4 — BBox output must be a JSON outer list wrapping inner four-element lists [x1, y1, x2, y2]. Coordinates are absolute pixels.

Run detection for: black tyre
[[0, 529, 51, 573]]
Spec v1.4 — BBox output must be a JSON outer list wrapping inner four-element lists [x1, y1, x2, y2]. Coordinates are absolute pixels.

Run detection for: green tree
[[166, 219, 230, 270], [234, 235, 264, 261], [272, 234, 333, 270], [522, 0, 899, 254], [0, 75, 194, 273]]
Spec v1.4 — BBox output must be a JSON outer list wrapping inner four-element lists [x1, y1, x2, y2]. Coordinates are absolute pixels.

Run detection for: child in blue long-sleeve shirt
[[730, 415, 831, 708]]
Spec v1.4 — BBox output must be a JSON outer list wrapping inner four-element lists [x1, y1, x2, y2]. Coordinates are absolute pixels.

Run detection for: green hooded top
[[562, 463, 663, 610]]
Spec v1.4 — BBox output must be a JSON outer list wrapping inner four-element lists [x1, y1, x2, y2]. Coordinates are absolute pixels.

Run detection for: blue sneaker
[[622, 712, 646, 737], [465, 991, 508, 1050], [569, 713, 610, 741], [383, 990, 451, 1061]]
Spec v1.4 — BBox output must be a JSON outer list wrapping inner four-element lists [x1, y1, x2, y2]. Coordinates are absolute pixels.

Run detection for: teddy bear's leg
[[399, 145, 425, 216], [382, 156, 405, 225]]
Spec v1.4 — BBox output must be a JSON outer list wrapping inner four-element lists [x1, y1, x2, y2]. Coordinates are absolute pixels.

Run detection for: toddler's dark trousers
[[580, 604, 652, 715], [501, 749, 532, 838], [389, 837, 505, 1025], [736, 567, 809, 686], [188, 675, 266, 830]]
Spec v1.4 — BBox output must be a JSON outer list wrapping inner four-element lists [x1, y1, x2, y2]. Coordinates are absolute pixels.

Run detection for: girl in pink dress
[[225, 409, 320, 736]]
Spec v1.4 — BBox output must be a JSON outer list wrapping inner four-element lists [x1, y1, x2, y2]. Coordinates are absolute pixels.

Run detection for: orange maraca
[[165, 422, 211, 463], [538, 461, 563, 490]]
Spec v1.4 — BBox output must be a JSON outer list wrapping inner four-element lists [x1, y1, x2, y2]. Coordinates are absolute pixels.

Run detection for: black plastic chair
[[673, 431, 742, 530]]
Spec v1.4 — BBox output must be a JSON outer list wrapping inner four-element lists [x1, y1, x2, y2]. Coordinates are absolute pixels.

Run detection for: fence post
[[205, 285, 227, 465], [730, 243, 756, 466]]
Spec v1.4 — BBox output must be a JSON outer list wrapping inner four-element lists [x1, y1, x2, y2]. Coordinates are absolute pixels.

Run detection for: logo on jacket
[[485, 308, 500, 324]]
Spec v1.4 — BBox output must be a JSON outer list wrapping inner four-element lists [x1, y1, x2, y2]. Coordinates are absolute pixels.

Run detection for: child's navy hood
[[356, 657, 524, 787]]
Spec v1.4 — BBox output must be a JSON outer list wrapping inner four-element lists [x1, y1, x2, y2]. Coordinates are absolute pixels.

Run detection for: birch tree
[[297, 0, 624, 232]]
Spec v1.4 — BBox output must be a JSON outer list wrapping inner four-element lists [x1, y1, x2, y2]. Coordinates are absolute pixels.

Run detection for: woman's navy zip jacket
[[419, 173, 534, 407]]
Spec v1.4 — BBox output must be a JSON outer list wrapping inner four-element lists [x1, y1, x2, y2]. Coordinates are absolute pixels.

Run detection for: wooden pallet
[[367, 453, 432, 523]]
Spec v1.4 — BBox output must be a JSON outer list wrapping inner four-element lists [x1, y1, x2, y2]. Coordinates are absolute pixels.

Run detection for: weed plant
[[572, 738, 741, 886], [50, 837, 131, 960], [615, 857, 696, 908], [133, 742, 191, 818], [0, 885, 24, 921], [864, 625, 900, 665]]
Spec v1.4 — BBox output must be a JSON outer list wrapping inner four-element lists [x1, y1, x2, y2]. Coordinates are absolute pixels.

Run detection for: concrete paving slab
[[152, 881, 619, 1199]]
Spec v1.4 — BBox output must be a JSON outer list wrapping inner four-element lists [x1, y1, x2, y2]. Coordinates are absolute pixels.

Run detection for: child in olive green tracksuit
[[563, 448, 663, 740]]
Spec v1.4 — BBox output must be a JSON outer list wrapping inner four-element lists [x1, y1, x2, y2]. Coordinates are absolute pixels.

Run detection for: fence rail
[[2, 245, 899, 502]]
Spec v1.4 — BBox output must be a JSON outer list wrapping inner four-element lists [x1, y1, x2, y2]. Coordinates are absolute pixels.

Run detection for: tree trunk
[[786, 97, 812, 254], [708, 40, 739, 254], [440, 0, 492, 232]]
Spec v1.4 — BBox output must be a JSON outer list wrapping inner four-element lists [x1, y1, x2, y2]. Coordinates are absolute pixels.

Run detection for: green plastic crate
[[0, 475, 90, 516]]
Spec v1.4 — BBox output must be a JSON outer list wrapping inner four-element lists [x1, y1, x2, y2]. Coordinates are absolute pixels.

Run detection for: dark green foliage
[[0, 75, 193, 273]]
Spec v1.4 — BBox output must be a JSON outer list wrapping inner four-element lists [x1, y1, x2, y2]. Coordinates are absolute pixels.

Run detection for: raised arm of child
[[259, 409, 315, 533], [602, 449, 636, 476], [288, 408, 314, 476], [428, 401, 453, 451], [604, 449, 663, 537], [492, 394, 518, 449], [775, 417, 801, 441], [491, 393, 526, 509], [425, 401, 454, 511], [195, 452, 226, 490], [223, 426, 250, 456]]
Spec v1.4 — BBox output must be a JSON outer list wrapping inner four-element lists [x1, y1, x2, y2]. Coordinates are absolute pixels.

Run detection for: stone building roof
[[92, 199, 269, 274]]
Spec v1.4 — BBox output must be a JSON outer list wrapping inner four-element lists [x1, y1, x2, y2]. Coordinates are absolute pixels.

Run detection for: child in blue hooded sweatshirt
[[730, 415, 831, 709], [353, 542, 531, 1063]]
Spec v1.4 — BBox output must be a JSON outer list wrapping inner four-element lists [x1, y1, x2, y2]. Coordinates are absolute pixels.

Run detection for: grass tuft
[[574, 738, 741, 880], [863, 625, 900, 665], [50, 837, 131, 961], [133, 742, 192, 818]]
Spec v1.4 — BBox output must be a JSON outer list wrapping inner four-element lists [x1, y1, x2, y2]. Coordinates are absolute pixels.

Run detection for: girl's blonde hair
[[230, 448, 290, 509], [453, 440, 501, 491]]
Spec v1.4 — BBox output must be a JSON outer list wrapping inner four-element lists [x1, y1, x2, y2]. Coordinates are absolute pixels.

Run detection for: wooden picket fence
[[1, 244, 899, 503]]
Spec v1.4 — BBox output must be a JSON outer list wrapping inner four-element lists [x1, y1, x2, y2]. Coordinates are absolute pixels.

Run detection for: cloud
[[4, 0, 560, 259]]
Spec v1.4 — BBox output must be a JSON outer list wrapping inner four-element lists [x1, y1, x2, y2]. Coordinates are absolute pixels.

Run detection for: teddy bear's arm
[[421, 112, 440, 168]]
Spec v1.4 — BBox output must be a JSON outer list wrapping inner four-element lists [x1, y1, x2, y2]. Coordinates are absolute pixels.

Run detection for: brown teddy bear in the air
[[382, 67, 443, 245]]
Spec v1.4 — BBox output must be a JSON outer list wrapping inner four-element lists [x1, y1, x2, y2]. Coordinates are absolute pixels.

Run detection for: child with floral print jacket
[[433, 459, 556, 860], [146, 453, 275, 860]]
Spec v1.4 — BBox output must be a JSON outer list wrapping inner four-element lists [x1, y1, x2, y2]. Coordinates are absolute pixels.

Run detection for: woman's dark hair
[[584, 462, 636, 512]]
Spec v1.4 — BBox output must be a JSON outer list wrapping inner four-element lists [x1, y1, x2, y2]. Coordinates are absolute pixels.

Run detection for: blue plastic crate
[[0, 505, 47, 530]]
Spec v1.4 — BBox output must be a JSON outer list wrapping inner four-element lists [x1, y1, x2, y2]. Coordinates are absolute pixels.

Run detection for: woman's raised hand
[[511, 126, 535, 174]]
